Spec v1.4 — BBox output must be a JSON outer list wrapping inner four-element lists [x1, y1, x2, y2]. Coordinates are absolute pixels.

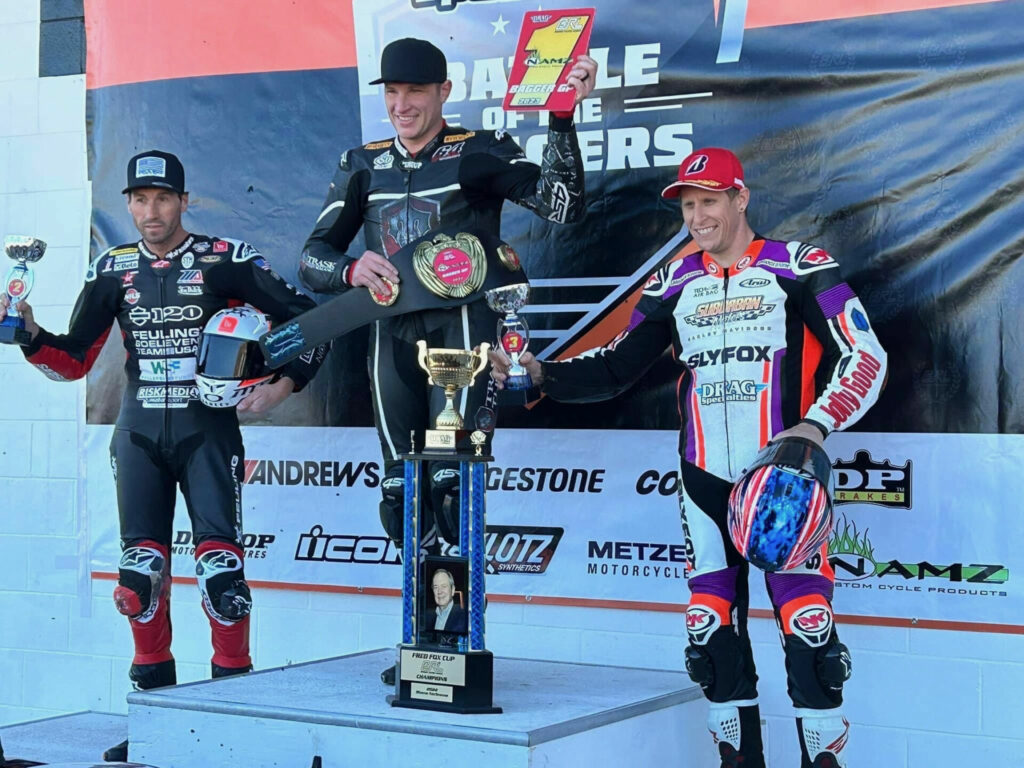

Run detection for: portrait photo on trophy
[[420, 557, 470, 648]]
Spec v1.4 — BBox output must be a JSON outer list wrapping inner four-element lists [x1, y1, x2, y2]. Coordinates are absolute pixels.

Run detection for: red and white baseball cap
[[661, 147, 745, 198]]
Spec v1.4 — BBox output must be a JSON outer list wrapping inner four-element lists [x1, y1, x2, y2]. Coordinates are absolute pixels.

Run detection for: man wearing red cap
[[492, 147, 887, 767]]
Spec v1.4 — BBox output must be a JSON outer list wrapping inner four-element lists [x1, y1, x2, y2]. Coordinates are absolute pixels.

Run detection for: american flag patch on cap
[[136, 156, 167, 178]]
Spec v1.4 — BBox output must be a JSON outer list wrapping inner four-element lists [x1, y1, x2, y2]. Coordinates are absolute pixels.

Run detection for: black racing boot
[[103, 659, 177, 762], [102, 740, 129, 763], [0, 735, 45, 766], [212, 662, 253, 679]]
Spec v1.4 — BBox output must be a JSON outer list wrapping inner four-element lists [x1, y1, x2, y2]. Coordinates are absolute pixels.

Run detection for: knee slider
[[379, 473, 406, 544], [115, 544, 168, 621], [781, 598, 849, 690], [781, 598, 849, 708], [195, 545, 251, 623], [685, 644, 714, 689], [818, 641, 852, 693], [431, 465, 460, 499], [684, 596, 730, 693], [382, 473, 405, 503]]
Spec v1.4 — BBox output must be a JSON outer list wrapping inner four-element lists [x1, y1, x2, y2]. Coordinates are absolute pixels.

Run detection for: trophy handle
[[473, 342, 491, 381], [416, 340, 435, 386]]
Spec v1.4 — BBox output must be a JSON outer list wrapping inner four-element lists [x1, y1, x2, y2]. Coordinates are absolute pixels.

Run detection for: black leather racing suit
[[23, 233, 327, 682], [299, 116, 584, 548]]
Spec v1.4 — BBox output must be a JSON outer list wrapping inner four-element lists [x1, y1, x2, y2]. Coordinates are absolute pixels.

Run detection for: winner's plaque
[[2, 235, 46, 346], [503, 8, 595, 113]]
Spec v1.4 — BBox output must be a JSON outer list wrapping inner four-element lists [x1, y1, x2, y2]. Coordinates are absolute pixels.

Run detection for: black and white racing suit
[[299, 116, 584, 548], [23, 234, 326, 688], [538, 236, 887, 767]]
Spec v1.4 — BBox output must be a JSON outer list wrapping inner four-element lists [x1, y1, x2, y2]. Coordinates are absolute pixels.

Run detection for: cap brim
[[660, 179, 734, 198], [122, 181, 183, 194], [368, 76, 445, 86]]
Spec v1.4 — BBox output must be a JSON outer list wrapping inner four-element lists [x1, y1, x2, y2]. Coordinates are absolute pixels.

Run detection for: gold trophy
[[416, 341, 490, 452]]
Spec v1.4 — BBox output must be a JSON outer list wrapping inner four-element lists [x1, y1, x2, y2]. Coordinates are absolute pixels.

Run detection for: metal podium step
[[0, 711, 129, 765], [127, 648, 713, 768]]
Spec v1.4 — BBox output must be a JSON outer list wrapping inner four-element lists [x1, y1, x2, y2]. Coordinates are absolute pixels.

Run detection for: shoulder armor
[[786, 241, 838, 275], [86, 246, 115, 282], [214, 238, 263, 263]]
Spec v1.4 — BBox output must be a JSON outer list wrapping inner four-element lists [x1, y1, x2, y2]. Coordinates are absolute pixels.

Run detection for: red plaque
[[503, 8, 595, 113]]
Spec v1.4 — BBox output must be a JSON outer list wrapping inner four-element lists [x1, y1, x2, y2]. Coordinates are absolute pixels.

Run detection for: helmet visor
[[197, 334, 269, 380]]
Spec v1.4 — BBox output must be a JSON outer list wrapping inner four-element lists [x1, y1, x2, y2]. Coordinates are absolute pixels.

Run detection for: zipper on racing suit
[[721, 268, 733, 479], [403, 167, 413, 249], [157, 270, 170, 434]]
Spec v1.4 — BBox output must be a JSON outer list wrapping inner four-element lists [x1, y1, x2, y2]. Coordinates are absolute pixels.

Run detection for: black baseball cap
[[122, 150, 186, 194], [369, 38, 447, 85]]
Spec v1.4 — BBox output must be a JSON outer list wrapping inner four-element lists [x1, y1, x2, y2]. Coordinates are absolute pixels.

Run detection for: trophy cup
[[485, 283, 532, 390], [416, 341, 490, 452], [2, 236, 46, 346]]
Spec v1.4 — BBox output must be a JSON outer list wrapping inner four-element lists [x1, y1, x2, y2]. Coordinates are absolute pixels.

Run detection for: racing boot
[[0, 736, 45, 767], [212, 661, 253, 679], [709, 702, 766, 768], [797, 710, 850, 768], [103, 659, 176, 762]]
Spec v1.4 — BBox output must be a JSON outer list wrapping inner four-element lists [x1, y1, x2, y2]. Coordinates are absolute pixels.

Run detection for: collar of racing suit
[[699, 234, 765, 278], [392, 121, 453, 160], [138, 232, 196, 262]]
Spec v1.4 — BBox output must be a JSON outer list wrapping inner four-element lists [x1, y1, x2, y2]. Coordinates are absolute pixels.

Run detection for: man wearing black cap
[[299, 37, 595, 681], [1, 150, 328, 763]]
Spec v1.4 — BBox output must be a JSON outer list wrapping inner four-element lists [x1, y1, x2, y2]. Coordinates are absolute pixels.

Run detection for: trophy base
[[0, 317, 31, 346], [389, 647, 502, 714], [504, 372, 534, 391]]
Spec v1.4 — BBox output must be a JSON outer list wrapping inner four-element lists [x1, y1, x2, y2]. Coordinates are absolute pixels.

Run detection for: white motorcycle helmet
[[195, 307, 275, 408]]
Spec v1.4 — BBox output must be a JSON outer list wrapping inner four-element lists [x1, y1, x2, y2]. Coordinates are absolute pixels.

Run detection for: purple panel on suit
[[689, 566, 741, 604], [815, 282, 855, 320], [663, 253, 707, 301], [765, 571, 834, 607]]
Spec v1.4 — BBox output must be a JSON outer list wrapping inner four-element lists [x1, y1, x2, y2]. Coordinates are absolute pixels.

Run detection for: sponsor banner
[[87, 425, 1024, 627]]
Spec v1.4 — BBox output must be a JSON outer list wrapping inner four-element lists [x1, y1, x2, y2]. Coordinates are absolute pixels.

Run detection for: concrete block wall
[[1, 1, 1023, 765]]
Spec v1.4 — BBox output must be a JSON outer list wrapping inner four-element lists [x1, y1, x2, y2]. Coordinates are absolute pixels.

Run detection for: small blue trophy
[[2, 236, 46, 346]]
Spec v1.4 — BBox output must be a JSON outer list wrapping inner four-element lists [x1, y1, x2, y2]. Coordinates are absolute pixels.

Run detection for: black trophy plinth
[[388, 448, 502, 714], [0, 319, 32, 346]]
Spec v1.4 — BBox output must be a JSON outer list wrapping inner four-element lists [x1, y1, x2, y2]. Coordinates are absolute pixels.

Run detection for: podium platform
[[0, 711, 128, 764], [127, 648, 709, 768]]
